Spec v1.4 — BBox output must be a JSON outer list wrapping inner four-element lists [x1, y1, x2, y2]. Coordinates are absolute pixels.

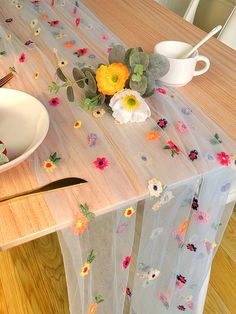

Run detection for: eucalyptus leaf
[[134, 64, 143, 75], [108, 44, 126, 64], [131, 73, 142, 82], [73, 67, 85, 88], [130, 52, 149, 71], [85, 70, 97, 94], [143, 72, 155, 97], [56, 68, 67, 82], [148, 53, 170, 78], [124, 48, 133, 67], [81, 67, 96, 77], [67, 86, 74, 102], [84, 85, 97, 98], [98, 94, 106, 106], [129, 75, 147, 95]]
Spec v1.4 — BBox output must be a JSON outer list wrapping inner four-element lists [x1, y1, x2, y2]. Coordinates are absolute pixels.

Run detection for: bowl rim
[[0, 88, 50, 172]]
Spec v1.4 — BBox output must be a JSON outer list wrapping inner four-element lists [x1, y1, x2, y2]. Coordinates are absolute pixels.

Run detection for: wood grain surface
[[0, 211, 235, 314], [0, 0, 235, 251]]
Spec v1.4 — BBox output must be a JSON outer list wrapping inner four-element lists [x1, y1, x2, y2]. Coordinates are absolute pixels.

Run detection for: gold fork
[[0, 72, 14, 88]]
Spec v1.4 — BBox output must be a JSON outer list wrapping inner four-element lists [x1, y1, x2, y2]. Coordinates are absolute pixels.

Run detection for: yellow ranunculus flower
[[96, 63, 129, 96]]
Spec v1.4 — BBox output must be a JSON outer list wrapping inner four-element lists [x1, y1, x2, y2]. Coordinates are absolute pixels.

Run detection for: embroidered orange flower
[[178, 220, 189, 235], [96, 63, 129, 95], [124, 207, 136, 217], [88, 303, 98, 314], [146, 130, 160, 141], [74, 120, 82, 128], [64, 41, 76, 48], [41, 15, 48, 21], [43, 160, 56, 172], [73, 214, 89, 235], [80, 263, 90, 277]]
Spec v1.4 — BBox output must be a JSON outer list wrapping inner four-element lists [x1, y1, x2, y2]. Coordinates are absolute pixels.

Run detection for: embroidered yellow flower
[[148, 178, 163, 197], [96, 63, 129, 95], [30, 19, 38, 28], [74, 120, 82, 128], [34, 72, 40, 80], [92, 107, 106, 118], [58, 59, 68, 67], [122, 95, 140, 111], [5, 34, 12, 41], [34, 28, 41, 36], [124, 207, 136, 217], [43, 160, 56, 172], [80, 263, 90, 277]]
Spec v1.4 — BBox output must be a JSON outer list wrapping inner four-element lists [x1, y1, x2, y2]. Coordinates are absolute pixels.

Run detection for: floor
[[0, 211, 235, 314]]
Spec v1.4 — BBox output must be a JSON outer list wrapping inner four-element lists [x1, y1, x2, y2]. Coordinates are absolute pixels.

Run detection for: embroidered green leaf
[[9, 66, 16, 73], [86, 249, 96, 264], [80, 203, 95, 221], [48, 81, 60, 93], [163, 145, 170, 150], [210, 133, 222, 144], [95, 295, 104, 304], [0, 51, 6, 56], [49, 152, 61, 164]]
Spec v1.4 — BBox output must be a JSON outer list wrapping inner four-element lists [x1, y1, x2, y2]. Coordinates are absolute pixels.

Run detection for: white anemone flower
[[109, 89, 151, 124]]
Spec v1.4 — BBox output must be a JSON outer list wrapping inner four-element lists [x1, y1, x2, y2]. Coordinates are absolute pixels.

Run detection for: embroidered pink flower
[[217, 152, 231, 166], [176, 274, 186, 289], [177, 305, 186, 311], [75, 17, 80, 26], [107, 47, 112, 53], [93, 157, 109, 170], [122, 256, 131, 269], [176, 121, 188, 133], [49, 97, 60, 106], [158, 292, 169, 309], [155, 87, 167, 94], [101, 34, 109, 42], [168, 141, 180, 153], [19, 53, 26, 63], [194, 210, 209, 224]]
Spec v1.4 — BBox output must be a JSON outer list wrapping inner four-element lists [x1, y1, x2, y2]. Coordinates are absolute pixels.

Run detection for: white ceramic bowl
[[0, 88, 49, 173]]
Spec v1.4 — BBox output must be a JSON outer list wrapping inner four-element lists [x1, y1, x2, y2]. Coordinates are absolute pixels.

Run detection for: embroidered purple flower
[[186, 243, 197, 252], [176, 275, 186, 289], [157, 118, 168, 129], [177, 305, 186, 311], [49, 97, 60, 107], [176, 120, 189, 133], [122, 256, 131, 269], [191, 197, 199, 210], [189, 150, 198, 161]]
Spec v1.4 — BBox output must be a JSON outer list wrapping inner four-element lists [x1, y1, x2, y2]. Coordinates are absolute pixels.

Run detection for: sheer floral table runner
[[0, 1, 236, 313]]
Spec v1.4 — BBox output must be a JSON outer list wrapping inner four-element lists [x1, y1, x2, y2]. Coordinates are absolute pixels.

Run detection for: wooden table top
[[0, 0, 235, 251]]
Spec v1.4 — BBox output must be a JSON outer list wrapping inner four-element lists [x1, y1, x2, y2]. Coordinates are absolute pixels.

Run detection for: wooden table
[[0, 0, 235, 251]]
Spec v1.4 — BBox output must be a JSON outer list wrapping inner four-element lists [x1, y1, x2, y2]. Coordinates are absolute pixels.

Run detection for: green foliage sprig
[[48, 45, 169, 110]]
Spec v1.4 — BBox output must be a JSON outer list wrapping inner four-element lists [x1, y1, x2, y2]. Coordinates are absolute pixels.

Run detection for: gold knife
[[0, 177, 87, 205]]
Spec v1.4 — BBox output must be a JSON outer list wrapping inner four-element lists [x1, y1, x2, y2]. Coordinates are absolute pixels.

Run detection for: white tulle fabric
[[0, 1, 235, 314]]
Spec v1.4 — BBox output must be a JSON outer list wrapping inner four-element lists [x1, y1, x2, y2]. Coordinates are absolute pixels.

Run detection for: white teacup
[[154, 41, 210, 87]]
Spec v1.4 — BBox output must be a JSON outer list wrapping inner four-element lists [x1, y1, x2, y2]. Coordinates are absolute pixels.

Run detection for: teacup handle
[[193, 55, 210, 76]]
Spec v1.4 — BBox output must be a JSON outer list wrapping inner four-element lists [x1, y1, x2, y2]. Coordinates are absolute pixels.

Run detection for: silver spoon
[[182, 25, 222, 58]]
